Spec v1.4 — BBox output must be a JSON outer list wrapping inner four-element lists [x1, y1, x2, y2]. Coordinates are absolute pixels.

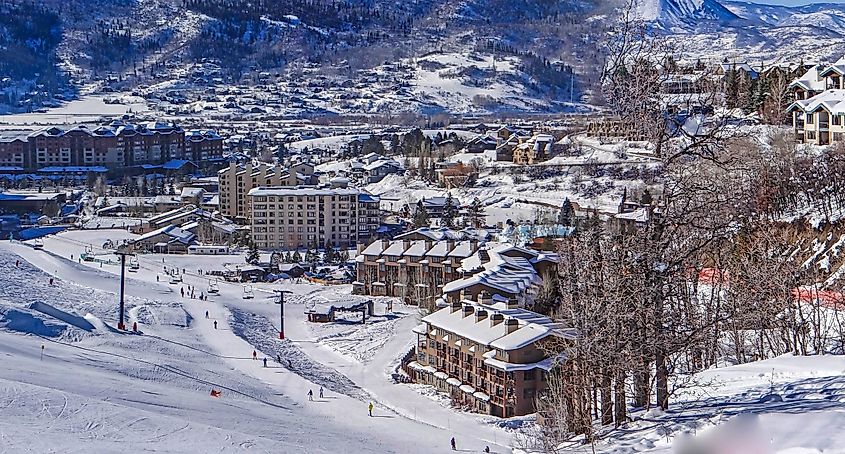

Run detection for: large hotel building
[[0, 121, 224, 170], [248, 179, 381, 250]]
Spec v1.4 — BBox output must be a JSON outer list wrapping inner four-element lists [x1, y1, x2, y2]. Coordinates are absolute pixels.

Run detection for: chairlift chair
[[242, 285, 254, 299], [207, 279, 220, 295]]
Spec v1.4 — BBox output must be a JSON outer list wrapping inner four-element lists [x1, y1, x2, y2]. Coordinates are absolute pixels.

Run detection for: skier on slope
[[205, 311, 209, 319], [368, 402, 374, 417], [213, 321, 217, 329], [450, 437, 456, 451], [319, 387, 323, 399], [308, 390, 313, 401], [263, 357, 267, 367], [252, 350, 257, 360]]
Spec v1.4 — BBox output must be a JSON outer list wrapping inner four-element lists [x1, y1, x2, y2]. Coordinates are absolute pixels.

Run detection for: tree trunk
[[600, 372, 613, 426], [614, 369, 627, 427], [655, 350, 669, 410]]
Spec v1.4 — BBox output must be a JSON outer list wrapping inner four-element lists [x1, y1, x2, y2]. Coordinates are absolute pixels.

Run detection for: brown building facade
[[0, 121, 223, 170], [409, 294, 573, 417]]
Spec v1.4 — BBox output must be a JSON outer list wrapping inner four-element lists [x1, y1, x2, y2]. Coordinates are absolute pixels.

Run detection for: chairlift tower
[[274, 289, 293, 339], [114, 246, 135, 330]]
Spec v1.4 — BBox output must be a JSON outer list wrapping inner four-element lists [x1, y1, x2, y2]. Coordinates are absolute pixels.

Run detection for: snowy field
[[0, 230, 515, 453], [0, 96, 149, 127]]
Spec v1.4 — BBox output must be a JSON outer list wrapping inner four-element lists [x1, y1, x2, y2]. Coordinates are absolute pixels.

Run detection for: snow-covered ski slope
[[6, 229, 845, 453], [0, 233, 512, 453]]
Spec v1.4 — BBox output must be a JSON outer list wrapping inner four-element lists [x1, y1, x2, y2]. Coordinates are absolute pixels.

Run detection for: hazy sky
[[753, 0, 845, 5]]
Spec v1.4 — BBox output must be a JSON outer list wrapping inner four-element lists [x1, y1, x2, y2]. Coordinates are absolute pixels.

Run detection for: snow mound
[[0, 305, 90, 341]]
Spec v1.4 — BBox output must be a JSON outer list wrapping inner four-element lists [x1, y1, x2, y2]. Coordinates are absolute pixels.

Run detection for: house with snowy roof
[[788, 56, 845, 145], [408, 292, 576, 417]]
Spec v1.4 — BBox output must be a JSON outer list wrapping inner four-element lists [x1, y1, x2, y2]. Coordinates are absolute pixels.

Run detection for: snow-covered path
[[1, 234, 514, 452]]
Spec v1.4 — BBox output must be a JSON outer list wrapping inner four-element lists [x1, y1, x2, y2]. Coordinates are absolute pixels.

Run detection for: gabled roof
[[790, 65, 826, 92]]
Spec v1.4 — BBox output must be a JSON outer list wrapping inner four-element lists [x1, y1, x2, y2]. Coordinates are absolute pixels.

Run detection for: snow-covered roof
[[421, 299, 572, 354], [180, 187, 204, 198], [382, 240, 407, 256], [403, 240, 429, 257], [134, 225, 195, 245], [789, 89, 845, 114], [249, 186, 360, 197], [447, 241, 475, 258], [790, 65, 826, 92]]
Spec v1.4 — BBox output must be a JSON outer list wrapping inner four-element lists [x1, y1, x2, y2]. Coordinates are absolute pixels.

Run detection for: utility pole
[[115, 247, 134, 331], [274, 289, 293, 339]]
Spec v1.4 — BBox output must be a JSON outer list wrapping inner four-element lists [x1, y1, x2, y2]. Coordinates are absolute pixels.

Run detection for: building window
[[806, 113, 814, 123]]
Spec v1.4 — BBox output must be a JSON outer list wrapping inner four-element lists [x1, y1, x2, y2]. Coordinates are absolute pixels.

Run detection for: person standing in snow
[[213, 321, 217, 329], [308, 390, 313, 401], [368, 402, 374, 417], [49, 278, 53, 285], [205, 310, 209, 319], [156, 275, 159, 282], [319, 387, 323, 399], [263, 357, 267, 367], [200, 292, 204, 300], [450, 437, 456, 451], [180, 287, 184, 298], [484, 446, 490, 453], [252, 350, 257, 360]]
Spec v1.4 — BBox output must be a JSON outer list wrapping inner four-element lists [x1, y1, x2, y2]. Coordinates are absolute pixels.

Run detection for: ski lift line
[[34, 333, 292, 411]]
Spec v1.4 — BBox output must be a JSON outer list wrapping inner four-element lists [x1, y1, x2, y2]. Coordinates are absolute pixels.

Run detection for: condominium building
[[354, 238, 480, 306], [217, 161, 318, 222], [0, 121, 223, 170], [354, 237, 557, 308], [408, 293, 574, 417], [248, 181, 381, 250], [789, 56, 845, 145]]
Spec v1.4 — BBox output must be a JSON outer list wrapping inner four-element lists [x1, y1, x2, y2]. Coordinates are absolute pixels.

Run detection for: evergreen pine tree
[[559, 198, 574, 226], [442, 193, 457, 228], [413, 201, 430, 228], [467, 197, 484, 228], [246, 240, 259, 265]]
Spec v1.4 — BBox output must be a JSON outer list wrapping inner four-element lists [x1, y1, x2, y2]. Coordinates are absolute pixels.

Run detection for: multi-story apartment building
[[789, 56, 845, 145], [0, 121, 223, 170], [248, 181, 381, 250], [409, 293, 574, 417], [217, 161, 319, 222], [354, 238, 480, 307], [355, 237, 557, 308]]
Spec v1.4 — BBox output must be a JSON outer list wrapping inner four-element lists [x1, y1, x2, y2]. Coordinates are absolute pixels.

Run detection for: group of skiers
[[180, 285, 207, 300]]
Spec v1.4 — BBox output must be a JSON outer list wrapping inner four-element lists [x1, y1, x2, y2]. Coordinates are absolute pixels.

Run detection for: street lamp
[[114, 245, 135, 331], [274, 289, 293, 340]]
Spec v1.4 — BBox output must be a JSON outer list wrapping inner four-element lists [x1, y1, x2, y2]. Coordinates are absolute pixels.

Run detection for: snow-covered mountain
[[636, 0, 845, 61], [637, 0, 745, 30]]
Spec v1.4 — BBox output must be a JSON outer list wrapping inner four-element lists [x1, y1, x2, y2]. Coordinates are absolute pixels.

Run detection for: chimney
[[489, 313, 504, 327], [478, 290, 493, 306], [507, 297, 518, 309], [474, 309, 488, 323], [381, 239, 390, 250], [446, 240, 455, 251], [470, 239, 479, 251], [478, 248, 490, 264], [505, 318, 519, 334], [402, 239, 411, 251], [425, 240, 433, 251], [450, 300, 462, 313], [462, 305, 474, 318]]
